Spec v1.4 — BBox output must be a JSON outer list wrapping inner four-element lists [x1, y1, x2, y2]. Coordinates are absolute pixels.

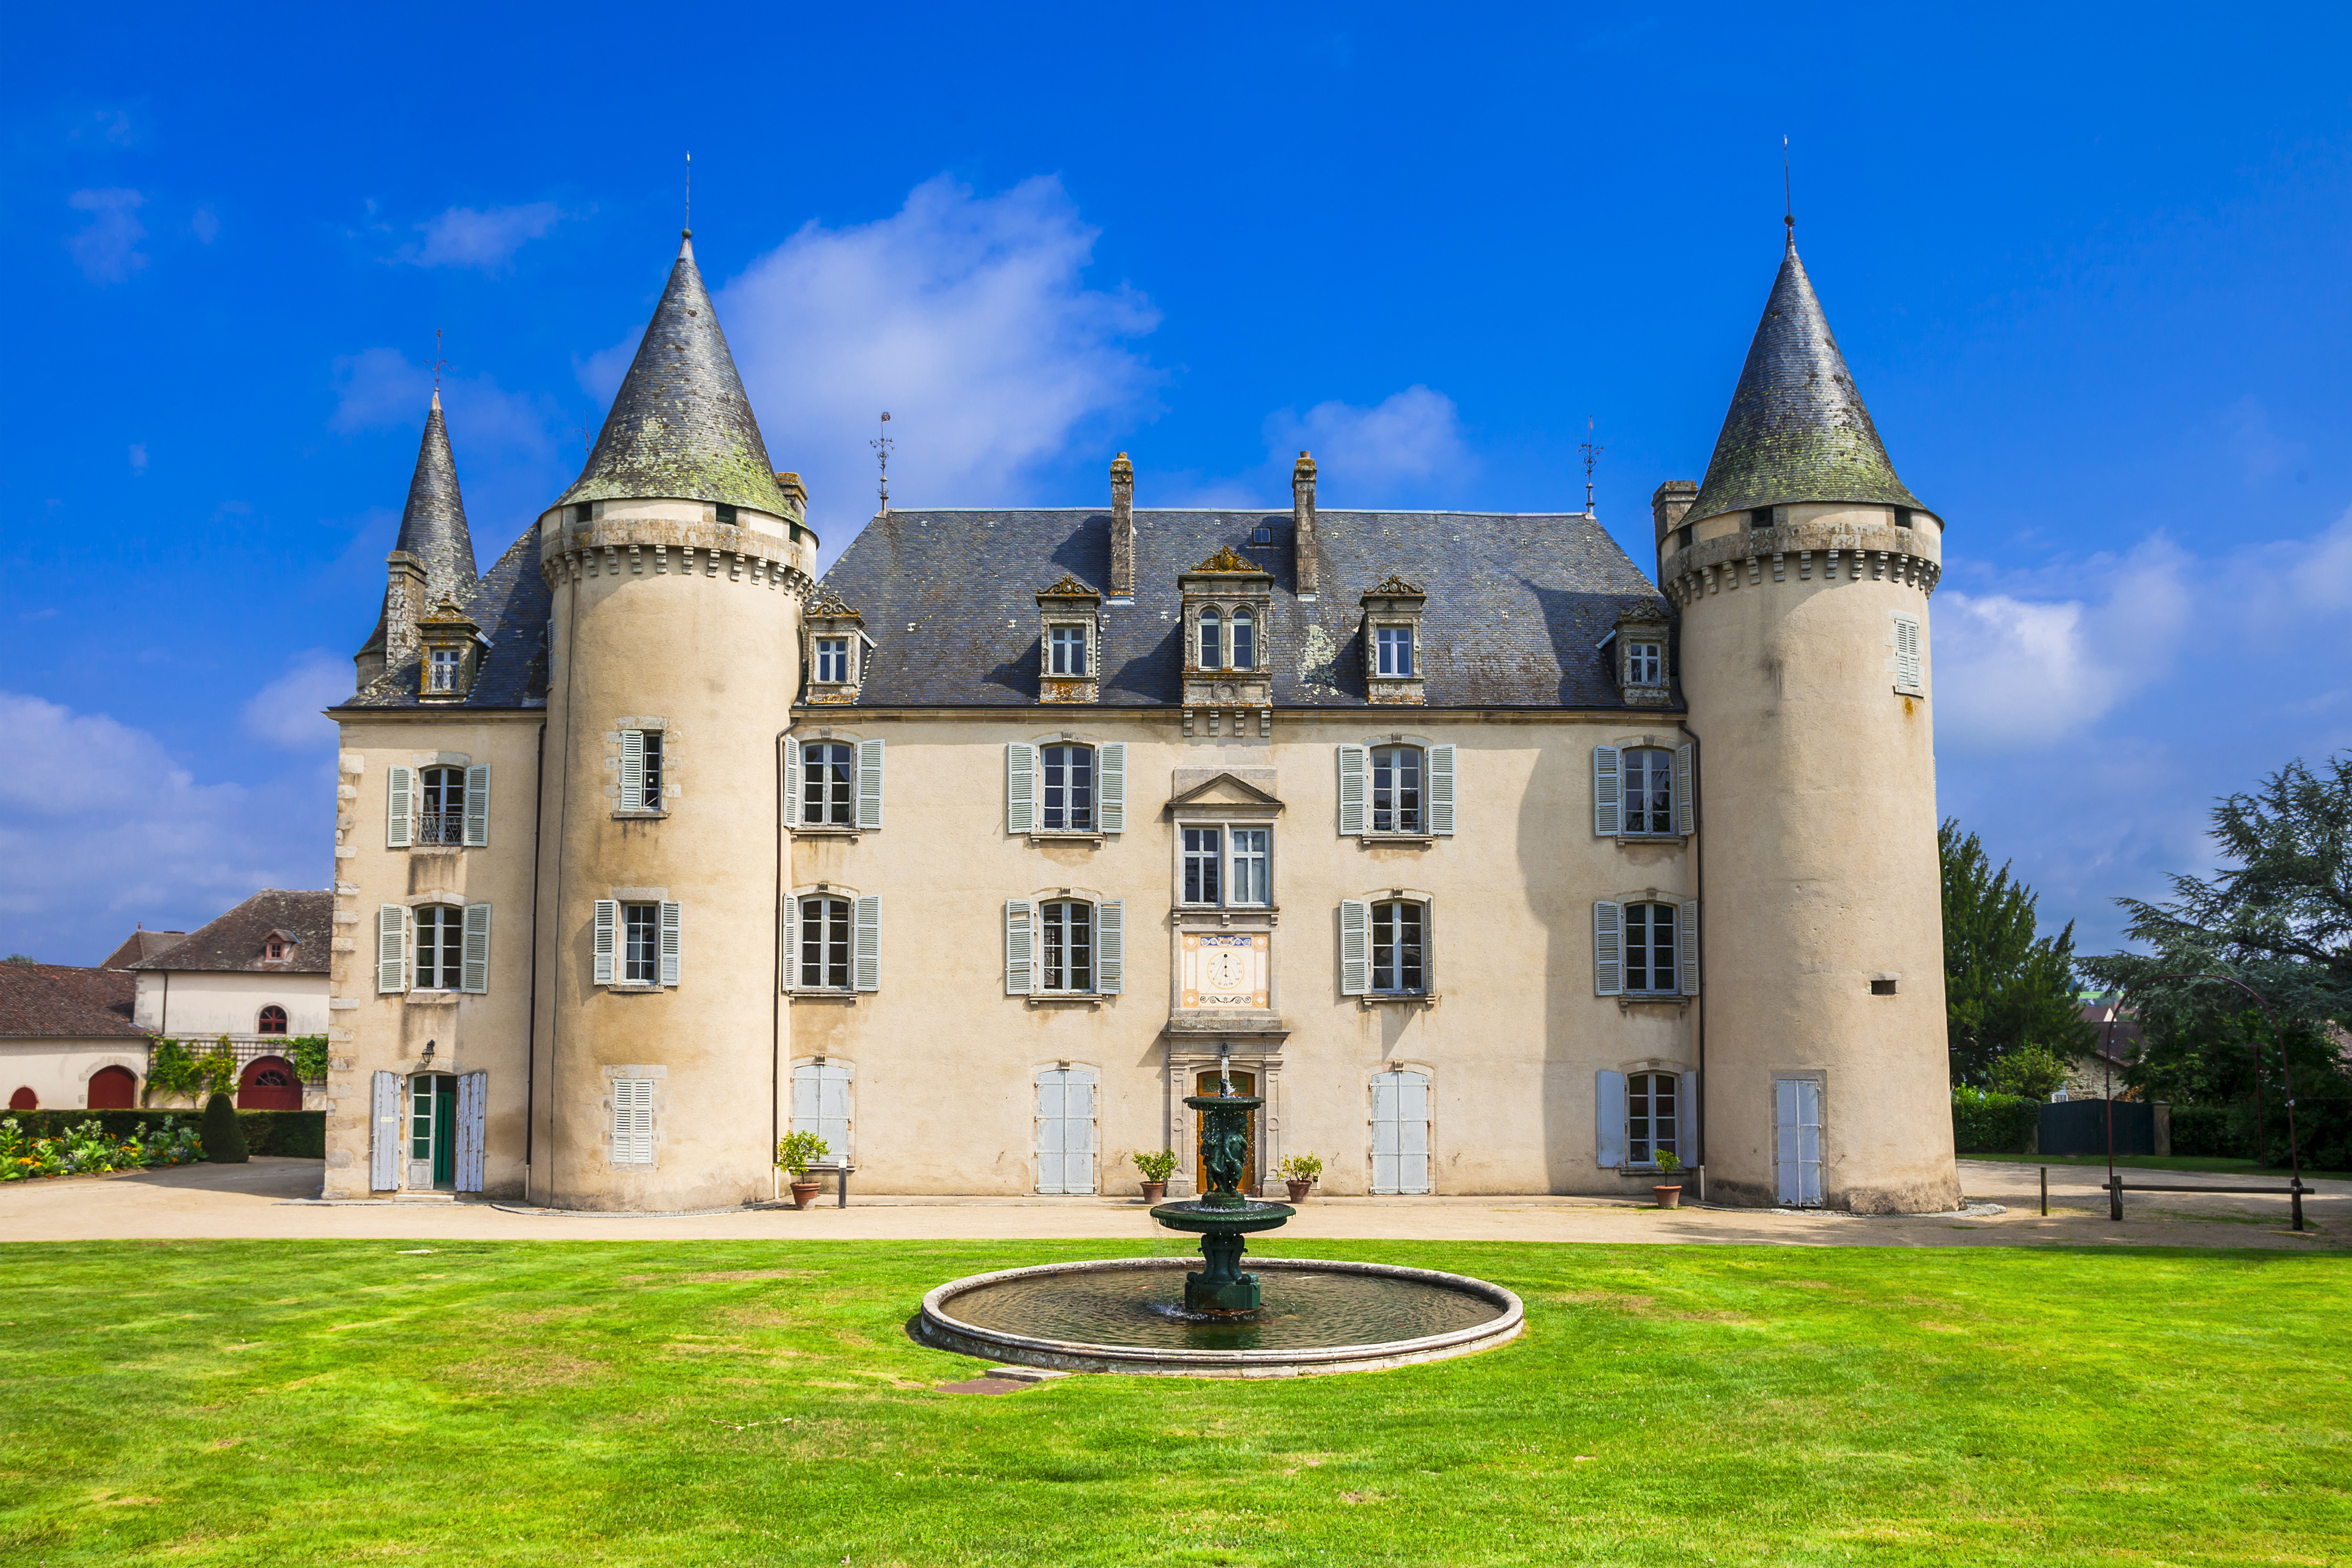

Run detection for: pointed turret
[[556, 236, 794, 518], [1685, 238, 1932, 525], [354, 390, 479, 689]]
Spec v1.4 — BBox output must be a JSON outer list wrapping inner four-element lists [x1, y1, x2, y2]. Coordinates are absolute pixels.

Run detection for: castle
[[322, 224, 1958, 1214]]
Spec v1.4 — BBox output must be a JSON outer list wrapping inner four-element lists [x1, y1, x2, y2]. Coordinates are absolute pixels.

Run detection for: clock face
[[1204, 950, 1250, 990]]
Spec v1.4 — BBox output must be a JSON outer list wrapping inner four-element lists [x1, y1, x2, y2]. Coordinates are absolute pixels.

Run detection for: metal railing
[[416, 812, 464, 846]]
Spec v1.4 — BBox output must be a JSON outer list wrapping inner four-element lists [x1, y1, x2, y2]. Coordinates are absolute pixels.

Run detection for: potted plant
[[1133, 1148, 1178, 1203], [1652, 1149, 1685, 1209], [774, 1130, 830, 1209], [1277, 1151, 1323, 1203]]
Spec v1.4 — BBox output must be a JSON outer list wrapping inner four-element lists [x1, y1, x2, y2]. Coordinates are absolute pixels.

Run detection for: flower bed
[[1, 1115, 205, 1182]]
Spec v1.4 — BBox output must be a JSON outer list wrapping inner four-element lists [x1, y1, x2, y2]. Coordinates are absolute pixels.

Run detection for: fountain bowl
[[914, 1256, 1524, 1378]]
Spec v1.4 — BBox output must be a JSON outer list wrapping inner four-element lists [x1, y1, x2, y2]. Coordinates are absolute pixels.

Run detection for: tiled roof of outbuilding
[[100, 930, 186, 971], [815, 507, 1674, 709], [340, 525, 551, 710], [0, 963, 142, 1039], [127, 891, 333, 975]]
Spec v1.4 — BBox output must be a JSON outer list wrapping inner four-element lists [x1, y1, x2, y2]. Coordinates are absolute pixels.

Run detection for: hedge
[[0, 1109, 324, 1159], [1951, 1090, 2039, 1154]]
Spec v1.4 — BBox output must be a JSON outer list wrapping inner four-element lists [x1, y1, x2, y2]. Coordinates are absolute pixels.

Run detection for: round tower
[[1661, 234, 1959, 1213], [529, 233, 817, 1211]]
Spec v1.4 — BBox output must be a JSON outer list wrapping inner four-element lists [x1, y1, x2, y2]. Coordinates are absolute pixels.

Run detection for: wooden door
[[1194, 1071, 1258, 1197], [238, 1056, 302, 1111], [86, 1066, 137, 1109], [432, 1078, 458, 1186]]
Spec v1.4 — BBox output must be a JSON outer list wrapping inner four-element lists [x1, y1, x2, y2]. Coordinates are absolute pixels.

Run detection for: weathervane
[[872, 411, 893, 516], [432, 327, 446, 397], [1783, 135, 1794, 240], [684, 150, 692, 238], [1580, 417, 1602, 519]]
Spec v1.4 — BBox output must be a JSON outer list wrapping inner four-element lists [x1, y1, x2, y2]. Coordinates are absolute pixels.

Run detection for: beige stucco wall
[[132, 970, 329, 1038], [786, 708, 1695, 1198], [1667, 514, 1960, 1212], [0, 1040, 152, 1111], [320, 714, 543, 1199]]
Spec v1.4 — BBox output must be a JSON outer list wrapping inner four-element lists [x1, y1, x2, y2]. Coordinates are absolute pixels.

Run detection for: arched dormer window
[[1230, 609, 1255, 671], [258, 1005, 289, 1035], [1198, 609, 1222, 670]]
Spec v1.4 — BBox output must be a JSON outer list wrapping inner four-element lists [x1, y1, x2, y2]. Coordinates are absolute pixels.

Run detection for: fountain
[[913, 1055, 1525, 1378]]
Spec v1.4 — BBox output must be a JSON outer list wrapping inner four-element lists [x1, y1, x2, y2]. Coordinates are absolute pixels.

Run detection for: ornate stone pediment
[[1363, 573, 1425, 599], [1038, 572, 1099, 599], [1191, 544, 1266, 575]]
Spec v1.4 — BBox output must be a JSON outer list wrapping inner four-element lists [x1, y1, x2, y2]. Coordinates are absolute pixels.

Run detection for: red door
[[8, 1086, 35, 1110], [86, 1066, 137, 1109], [238, 1057, 302, 1111]]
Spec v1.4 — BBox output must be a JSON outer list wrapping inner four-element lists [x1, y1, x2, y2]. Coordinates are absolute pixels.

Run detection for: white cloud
[[66, 188, 148, 283], [190, 205, 220, 244], [648, 175, 1159, 544], [241, 651, 348, 751], [128, 443, 148, 475], [399, 202, 565, 271], [1261, 385, 1474, 501]]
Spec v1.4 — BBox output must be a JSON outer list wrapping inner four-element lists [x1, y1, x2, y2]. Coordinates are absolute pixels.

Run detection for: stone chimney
[[381, 551, 430, 672], [1292, 451, 1319, 598], [774, 471, 809, 522], [1109, 452, 1136, 599], [1650, 480, 1699, 551]]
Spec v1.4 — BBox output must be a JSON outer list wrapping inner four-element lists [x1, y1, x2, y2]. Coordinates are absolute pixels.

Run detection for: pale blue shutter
[[856, 738, 884, 830], [463, 764, 491, 846], [1593, 900, 1623, 996], [1428, 744, 1456, 835], [1592, 746, 1621, 836], [1893, 613, 1923, 694], [1006, 743, 1036, 833], [385, 766, 413, 848], [1678, 1070, 1700, 1167], [1597, 1070, 1628, 1168], [1098, 743, 1126, 833], [783, 737, 801, 828], [1674, 742, 1695, 837], [853, 895, 881, 992], [1338, 899, 1370, 996], [658, 901, 682, 986], [460, 903, 491, 994], [1679, 898, 1701, 996], [1005, 899, 1036, 994], [370, 1071, 401, 1190], [781, 892, 799, 990], [1370, 1069, 1431, 1194], [455, 1071, 487, 1192], [1776, 1079, 1822, 1205], [619, 731, 645, 811], [1336, 746, 1367, 835], [1094, 899, 1124, 995], [592, 899, 617, 986], [376, 905, 407, 993]]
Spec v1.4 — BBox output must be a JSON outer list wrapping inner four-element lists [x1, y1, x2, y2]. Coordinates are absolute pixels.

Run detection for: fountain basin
[[915, 1257, 1524, 1378]]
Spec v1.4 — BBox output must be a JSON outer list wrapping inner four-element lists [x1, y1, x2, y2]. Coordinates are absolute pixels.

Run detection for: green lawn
[[1963, 1151, 2352, 1181], [2, 1239, 2345, 1566]]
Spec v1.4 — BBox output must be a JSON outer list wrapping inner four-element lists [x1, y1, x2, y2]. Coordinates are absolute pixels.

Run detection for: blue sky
[[6, 3, 2352, 962]]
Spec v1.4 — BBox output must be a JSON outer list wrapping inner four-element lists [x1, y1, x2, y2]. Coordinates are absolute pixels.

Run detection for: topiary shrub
[[200, 1092, 248, 1164]]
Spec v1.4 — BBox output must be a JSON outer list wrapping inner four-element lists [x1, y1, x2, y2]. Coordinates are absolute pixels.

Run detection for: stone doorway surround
[[1161, 1031, 1286, 1199]]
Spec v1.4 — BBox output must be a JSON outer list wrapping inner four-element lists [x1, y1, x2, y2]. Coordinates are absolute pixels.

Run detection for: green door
[[432, 1077, 457, 1186]]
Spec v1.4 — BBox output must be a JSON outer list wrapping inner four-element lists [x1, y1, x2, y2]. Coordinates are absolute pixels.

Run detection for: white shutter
[[1777, 1079, 1822, 1205], [1678, 1070, 1700, 1167], [1336, 745, 1368, 836], [1005, 899, 1036, 995], [1338, 899, 1371, 996], [619, 730, 645, 811], [781, 892, 798, 990], [1674, 742, 1695, 837], [1592, 746, 1621, 837], [852, 895, 881, 992], [612, 1079, 654, 1167], [592, 899, 617, 986], [1593, 900, 1623, 996], [1679, 897, 1701, 996], [1370, 1069, 1431, 1194], [455, 1070, 487, 1192], [1035, 1069, 1098, 1195], [460, 903, 492, 994], [1597, 1070, 1628, 1168], [1096, 899, 1123, 994], [376, 904, 408, 994], [463, 763, 491, 846], [1371, 1072, 1401, 1192], [1893, 613, 1923, 694], [791, 1063, 853, 1165], [1428, 743, 1456, 836], [1006, 743, 1037, 833], [1098, 743, 1126, 833], [370, 1070, 401, 1190], [856, 738, 884, 830], [386, 766, 413, 848], [783, 737, 801, 829], [658, 901, 682, 986]]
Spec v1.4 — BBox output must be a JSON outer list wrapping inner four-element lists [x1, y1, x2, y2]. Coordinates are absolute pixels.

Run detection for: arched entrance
[[86, 1066, 138, 1109], [238, 1056, 302, 1111], [8, 1086, 35, 1111]]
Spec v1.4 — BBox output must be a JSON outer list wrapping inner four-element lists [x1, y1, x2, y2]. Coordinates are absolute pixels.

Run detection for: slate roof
[[1686, 237, 1932, 524], [359, 391, 481, 661], [0, 963, 142, 1039], [340, 524, 551, 711], [815, 507, 1675, 709], [555, 236, 797, 520], [127, 891, 333, 975], [100, 930, 186, 971]]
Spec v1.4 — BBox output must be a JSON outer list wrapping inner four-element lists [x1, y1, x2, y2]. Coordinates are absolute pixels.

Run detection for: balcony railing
[[416, 812, 465, 846]]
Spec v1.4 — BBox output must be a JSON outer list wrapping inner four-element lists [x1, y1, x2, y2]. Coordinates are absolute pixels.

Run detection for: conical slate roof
[[556, 236, 794, 517], [396, 390, 478, 603], [1686, 238, 1931, 523]]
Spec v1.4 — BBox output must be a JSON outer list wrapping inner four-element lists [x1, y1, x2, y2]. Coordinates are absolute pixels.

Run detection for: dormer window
[[429, 648, 460, 693], [1035, 574, 1103, 704], [1626, 640, 1662, 685], [1231, 610, 1255, 671], [1614, 611, 1673, 708], [1198, 609, 1222, 670], [815, 637, 853, 684], [1359, 574, 1427, 705], [1048, 625, 1088, 676], [264, 939, 289, 962], [416, 600, 482, 702], [802, 589, 870, 705], [1375, 626, 1414, 677]]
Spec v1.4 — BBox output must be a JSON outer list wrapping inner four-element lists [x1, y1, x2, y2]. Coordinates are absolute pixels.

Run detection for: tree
[[199, 1092, 248, 1164], [1941, 819, 2095, 1087]]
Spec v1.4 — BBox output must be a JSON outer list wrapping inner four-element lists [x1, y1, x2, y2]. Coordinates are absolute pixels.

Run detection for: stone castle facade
[[322, 227, 1960, 1213]]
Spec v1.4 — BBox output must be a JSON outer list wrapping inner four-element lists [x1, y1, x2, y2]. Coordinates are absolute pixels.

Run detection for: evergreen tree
[[199, 1092, 248, 1164], [1941, 819, 2095, 1087]]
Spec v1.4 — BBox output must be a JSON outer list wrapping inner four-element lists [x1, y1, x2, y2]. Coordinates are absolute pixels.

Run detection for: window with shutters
[[1626, 1071, 1678, 1165], [640, 731, 664, 808], [1891, 611, 1924, 696], [1042, 744, 1094, 831], [1372, 899, 1427, 995], [801, 741, 853, 826], [1371, 745, 1422, 834], [610, 1078, 655, 1169], [621, 903, 658, 985], [1593, 742, 1692, 839], [1039, 900, 1095, 993], [798, 897, 852, 990], [1621, 748, 1676, 836], [413, 906, 463, 991], [1624, 902, 1678, 995], [418, 767, 466, 846]]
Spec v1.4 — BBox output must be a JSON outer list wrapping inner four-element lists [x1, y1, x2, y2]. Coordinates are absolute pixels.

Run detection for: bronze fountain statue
[[1149, 1052, 1296, 1313]]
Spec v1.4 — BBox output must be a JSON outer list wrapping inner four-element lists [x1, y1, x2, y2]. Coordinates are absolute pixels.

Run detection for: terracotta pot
[[1286, 1179, 1315, 1203], [789, 1181, 821, 1210], [1653, 1184, 1683, 1209], [1140, 1181, 1167, 1203]]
